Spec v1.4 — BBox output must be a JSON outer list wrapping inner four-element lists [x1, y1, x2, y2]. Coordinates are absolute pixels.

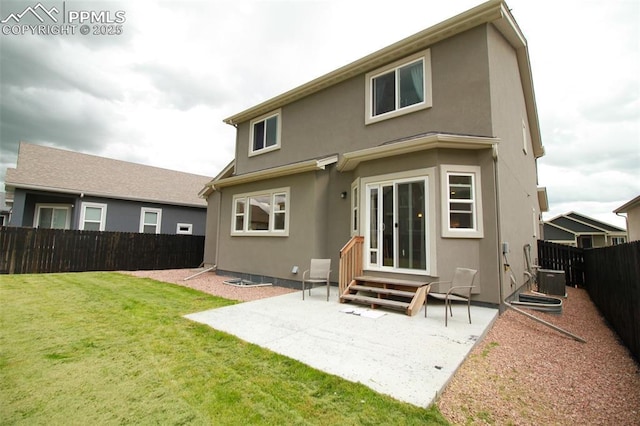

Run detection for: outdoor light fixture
[[340, 191, 347, 199]]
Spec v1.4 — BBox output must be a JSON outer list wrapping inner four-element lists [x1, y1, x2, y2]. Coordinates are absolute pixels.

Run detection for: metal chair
[[302, 259, 331, 301], [425, 267, 477, 326]]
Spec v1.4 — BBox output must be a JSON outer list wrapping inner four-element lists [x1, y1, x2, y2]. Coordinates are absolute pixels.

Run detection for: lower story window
[[441, 165, 483, 238], [80, 202, 107, 231], [232, 187, 289, 236], [140, 207, 162, 234], [176, 223, 193, 235], [34, 204, 71, 229]]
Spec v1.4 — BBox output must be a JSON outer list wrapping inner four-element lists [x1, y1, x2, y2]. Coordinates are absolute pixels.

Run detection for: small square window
[[140, 208, 162, 234], [80, 203, 107, 231], [249, 110, 281, 156]]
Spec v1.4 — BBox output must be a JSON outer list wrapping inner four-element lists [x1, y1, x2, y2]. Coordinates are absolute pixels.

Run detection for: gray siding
[[8, 189, 206, 235]]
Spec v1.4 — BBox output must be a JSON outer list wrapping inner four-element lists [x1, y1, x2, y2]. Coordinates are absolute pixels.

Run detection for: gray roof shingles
[[5, 143, 211, 207]]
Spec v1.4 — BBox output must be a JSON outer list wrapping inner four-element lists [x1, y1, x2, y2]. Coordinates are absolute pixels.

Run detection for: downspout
[[492, 144, 505, 313], [615, 211, 629, 241], [215, 187, 222, 269]]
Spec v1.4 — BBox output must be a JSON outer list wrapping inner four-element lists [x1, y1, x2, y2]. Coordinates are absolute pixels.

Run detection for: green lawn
[[0, 272, 448, 425]]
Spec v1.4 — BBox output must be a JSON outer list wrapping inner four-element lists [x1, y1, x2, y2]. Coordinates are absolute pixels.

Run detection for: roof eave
[[223, 0, 510, 126], [7, 182, 206, 208], [337, 134, 499, 172], [537, 187, 549, 212], [614, 195, 640, 214], [211, 155, 338, 189]]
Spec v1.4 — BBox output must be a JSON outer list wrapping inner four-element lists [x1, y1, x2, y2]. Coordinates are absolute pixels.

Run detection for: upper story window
[[80, 202, 107, 231], [140, 207, 162, 234], [441, 165, 483, 238], [232, 187, 289, 236], [249, 109, 281, 156], [365, 49, 432, 125]]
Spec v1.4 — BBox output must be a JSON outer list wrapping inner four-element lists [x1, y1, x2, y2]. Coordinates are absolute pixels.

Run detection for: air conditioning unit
[[538, 269, 566, 297]]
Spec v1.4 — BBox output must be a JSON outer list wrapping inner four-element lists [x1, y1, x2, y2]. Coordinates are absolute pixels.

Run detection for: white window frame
[[176, 223, 193, 235], [611, 236, 626, 245], [360, 168, 437, 276], [248, 109, 282, 157], [79, 202, 107, 231], [33, 204, 71, 229], [365, 49, 432, 125], [139, 207, 162, 234], [231, 187, 290, 236], [350, 178, 360, 236], [441, 165, 484, 238]]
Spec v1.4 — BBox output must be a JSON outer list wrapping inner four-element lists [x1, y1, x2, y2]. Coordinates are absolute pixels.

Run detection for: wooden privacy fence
[[0, 227, 205, 274], [584, 241, 640, 363], [537, 240, 585, 287]]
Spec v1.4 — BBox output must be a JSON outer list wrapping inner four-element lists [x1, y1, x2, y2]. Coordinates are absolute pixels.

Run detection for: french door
[[366, 178, 427, 272]]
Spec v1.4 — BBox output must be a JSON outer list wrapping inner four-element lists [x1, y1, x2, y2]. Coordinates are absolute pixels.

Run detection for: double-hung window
[[441, 165, 483, 238], [249, 110, 281, 156], [365, 49, 432, 124], [232, 188, 289, 236], [140, 207, 162, 234], [80, 202, 107, 231]]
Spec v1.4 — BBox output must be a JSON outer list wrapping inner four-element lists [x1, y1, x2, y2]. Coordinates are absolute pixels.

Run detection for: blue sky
[[1, 0, 638, 228]]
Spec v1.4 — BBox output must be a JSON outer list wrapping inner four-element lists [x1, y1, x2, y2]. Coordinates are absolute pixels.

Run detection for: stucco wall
[[233, 25, 493, 176], [627, 206, 640, 242], [214, 170, 343, 283], [487, 24, 542, 301]]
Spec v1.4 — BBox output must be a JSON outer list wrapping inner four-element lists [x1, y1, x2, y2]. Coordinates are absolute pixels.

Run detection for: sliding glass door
[[366, 178, 427, 272]]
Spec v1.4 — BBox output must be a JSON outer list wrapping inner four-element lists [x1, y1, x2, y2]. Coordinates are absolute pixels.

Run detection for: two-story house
[[201, 0, 548, 308]]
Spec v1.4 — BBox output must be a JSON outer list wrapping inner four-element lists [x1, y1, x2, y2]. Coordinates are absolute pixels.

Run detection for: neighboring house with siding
[[0, 192, 10, 226], [201, 0, 548, 308], [543, 212, 627, 248], [614, 195, 640, 242], [4, 142, 210, 235]]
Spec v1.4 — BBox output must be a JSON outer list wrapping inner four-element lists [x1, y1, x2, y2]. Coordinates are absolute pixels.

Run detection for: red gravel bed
[[438, 286, 640, 425]]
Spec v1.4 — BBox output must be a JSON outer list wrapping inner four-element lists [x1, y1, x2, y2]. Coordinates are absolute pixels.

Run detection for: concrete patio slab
[[185, 286, 498, 408]]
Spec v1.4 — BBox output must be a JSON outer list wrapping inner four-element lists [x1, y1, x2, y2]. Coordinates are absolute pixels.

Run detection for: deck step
[[354, 275, 428, 288], [349, 284, 417, 298], [340, 276, 430, 316], [340, 294, 410, 310]]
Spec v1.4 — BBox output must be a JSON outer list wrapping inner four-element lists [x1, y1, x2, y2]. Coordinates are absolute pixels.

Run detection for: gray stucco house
[[201, 0, 548, 308], [5, 142, 211, 235], [614, 195, 640, 242]]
